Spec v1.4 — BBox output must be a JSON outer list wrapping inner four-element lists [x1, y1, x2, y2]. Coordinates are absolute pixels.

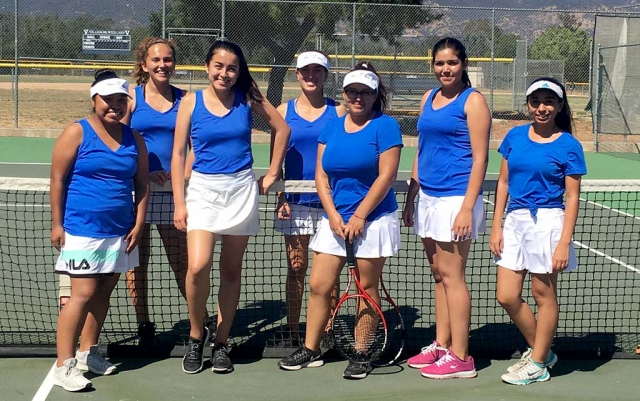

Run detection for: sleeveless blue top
[[130, 85, 183, 173], [63, 119, 138, 238], [284, 98, 339, 207], [417, 86, 477, 197], [190, 89, 253, 174]]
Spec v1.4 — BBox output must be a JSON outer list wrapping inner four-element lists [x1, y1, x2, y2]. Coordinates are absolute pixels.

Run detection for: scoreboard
[[82, 30, 131, 55]]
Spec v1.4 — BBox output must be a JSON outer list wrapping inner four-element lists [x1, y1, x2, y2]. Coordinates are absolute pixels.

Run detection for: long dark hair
[[349, 61, 388, 113], [432, 37, 472, 88], [526, 77, 573, 134], [205, 40, 263, 104]]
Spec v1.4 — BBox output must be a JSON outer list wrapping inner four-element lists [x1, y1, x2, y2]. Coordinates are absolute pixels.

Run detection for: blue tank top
[[130, 85, 183, 173], [417, 86, 477, 196], [63, 119, 138, 238], [284, 98, 338, 207], [190, 89, 253, 174]]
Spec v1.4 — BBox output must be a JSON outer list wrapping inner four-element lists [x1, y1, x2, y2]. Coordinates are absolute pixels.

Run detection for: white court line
[[483, 196, 638, 274], [580, 197, 640, 222], [573, 240, 640, 274], [32, 362, 56, 401]]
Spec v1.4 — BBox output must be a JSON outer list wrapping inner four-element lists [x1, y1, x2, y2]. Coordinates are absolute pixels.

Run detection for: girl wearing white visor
[[274, 51, 346, 344], [278, 62, 402, 380], [490, 77, 586, 385], [50, 69, 149, 391]]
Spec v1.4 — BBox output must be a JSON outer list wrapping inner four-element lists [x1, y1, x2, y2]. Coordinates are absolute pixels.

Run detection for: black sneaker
[[182, 326, 209, 374], [137, 321, 156, 345], [211, 343, 233, 373], [278, 346, 324, 371], [343, 361, 372, 380]]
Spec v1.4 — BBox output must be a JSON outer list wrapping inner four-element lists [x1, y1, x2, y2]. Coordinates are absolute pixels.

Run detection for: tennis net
[[0, 176, 638, 358]]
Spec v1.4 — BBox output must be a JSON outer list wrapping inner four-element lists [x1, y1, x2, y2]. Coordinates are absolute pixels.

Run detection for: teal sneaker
[[502, 358, 550, 385], [507, 348, 557, 373]]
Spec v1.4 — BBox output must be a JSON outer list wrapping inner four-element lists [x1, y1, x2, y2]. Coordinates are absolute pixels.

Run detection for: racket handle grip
[[345, 241, 356, 265]]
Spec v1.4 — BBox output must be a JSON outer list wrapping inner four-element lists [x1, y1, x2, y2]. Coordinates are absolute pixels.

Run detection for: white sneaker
[[507, 348, 558, 373], [501, 358, 550, 385], [76, 345, 117, 375], [53, 358, 92, 392]]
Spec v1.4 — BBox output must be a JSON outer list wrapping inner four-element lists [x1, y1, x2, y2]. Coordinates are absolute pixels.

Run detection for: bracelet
[[353, 213, 366, 221]]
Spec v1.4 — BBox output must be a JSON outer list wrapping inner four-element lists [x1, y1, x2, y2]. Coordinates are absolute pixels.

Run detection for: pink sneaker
[[420, 351, 477, 379], [407, 341, 447, 368]]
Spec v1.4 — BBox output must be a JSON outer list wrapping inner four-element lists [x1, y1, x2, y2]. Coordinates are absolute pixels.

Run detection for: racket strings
[[333, 295, 386, 360]]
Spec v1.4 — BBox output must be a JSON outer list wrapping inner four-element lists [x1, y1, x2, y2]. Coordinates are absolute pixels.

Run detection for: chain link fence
[[2, 0, 640, 149]]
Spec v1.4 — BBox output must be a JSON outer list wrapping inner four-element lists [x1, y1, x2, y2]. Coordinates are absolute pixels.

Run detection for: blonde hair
[[132, 37, 177, 85]]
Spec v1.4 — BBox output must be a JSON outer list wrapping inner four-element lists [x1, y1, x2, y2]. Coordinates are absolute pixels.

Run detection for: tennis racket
[[331, 241, 387, 364], [371, 276, 405, 367]]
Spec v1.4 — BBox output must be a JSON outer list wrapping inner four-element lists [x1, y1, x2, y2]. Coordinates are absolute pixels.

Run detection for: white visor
[[342, 70, 379, 91], [525, 80, 563, 99], [296, 52, 330, 70], [90, 78, 131, 98]]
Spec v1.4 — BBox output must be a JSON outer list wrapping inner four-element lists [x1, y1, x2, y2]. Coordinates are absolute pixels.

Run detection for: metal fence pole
[[351, 3, 356, 68], [162, 0, 166, 38], [594, 44, 601, 152], [13, 0, 18, 128], [490, 8, 495, 121], [221, 0, 226, 40]]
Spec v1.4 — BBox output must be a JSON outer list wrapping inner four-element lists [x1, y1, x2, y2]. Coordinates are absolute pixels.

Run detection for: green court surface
[[1, 136, 640, 179], [1, 357, 638, 401]]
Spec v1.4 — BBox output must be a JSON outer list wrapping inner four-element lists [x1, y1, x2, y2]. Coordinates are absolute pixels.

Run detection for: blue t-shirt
[[319, 113, 403, 222], [416, 87, 477, 196], [284, 98, 339, 208], [63, 119, 138, 238], [190, 89, 253, 174], [130, 85, 183, 173], [498, 124, 587, 216]]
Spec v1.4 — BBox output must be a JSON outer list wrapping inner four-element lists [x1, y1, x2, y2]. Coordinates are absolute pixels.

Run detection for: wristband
[[353, 214, 366, 221]]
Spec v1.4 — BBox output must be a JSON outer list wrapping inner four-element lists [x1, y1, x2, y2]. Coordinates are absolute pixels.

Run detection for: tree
[[157, 0, 441, 106], [461, 19, 519, 59], [528, 26, 590, 82]]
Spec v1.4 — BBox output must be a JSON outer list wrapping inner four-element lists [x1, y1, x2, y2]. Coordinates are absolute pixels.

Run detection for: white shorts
[[495, 208, 578, 274], [186, 169, 260, 235], [146, 190, 174, 225], [274, 204, 323, 236], [309, 212, 400, 258], [413, 190, 486, 242], [54, 233, 139, 276]]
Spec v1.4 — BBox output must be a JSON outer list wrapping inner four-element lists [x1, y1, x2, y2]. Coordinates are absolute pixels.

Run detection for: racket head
[[332, 293, 387, 363]]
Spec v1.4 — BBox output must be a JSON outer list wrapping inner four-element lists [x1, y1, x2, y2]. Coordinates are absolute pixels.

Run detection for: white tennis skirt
[[54, 232, 140, 276], [147, 190, 174, 225], [186, 169, 260, 235], [495, 208, 578, 274], [413, 190, 486, 242], [309, 212, 400, 258], [274, 204, 323, 236]]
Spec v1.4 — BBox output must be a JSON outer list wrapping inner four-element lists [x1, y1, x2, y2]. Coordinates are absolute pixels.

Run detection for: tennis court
[[0, 137, 638, 401]]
